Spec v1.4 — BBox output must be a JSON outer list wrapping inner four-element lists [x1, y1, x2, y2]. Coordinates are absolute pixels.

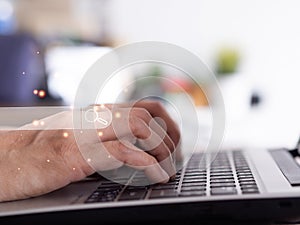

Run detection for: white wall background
[[108, 0, 300, 101], [108, 0, 300, 148]]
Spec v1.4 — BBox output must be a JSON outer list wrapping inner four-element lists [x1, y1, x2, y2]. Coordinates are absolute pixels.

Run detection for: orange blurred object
[[162, 78, 208, 106], [38, 90, 46, 98]]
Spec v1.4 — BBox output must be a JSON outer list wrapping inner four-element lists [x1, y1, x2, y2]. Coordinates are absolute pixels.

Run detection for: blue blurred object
[[0, 0, 16, 35], [0, 33, 47, 106], [0, 16, 15, 35]]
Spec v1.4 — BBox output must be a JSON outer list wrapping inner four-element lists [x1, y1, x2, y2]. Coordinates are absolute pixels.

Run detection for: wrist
[[0, 148, 18, 202]]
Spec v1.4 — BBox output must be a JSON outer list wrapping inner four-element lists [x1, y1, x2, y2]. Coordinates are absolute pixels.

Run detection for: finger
[[73, 139, 170, 184], [92, 109, 176, 178], [91, 104, 176, 153], [130, 100, 181, 147], [130, 107, 176, 153], [108, 140, 170, 183], [121, 101, 182, 162], [73, 124, 176, 182], [78, 141, 124, 172], [97, 101, 181, 151], [78, 105, 179, 176], [132, 117, 176, 179]]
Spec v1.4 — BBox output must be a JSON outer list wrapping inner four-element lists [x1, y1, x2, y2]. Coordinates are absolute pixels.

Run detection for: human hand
[[0, 101, 181, 202]]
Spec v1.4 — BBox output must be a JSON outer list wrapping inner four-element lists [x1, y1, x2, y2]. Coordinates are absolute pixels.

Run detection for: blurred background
[[0, 0, 299, 150]]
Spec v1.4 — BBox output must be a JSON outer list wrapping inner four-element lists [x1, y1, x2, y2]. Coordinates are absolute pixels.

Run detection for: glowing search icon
[[84, 108, 109, 126]]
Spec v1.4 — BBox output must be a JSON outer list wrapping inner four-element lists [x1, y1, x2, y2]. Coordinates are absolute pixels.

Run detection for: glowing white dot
[[108, 155, 111, 159], [63, 132, 69, 138], [87, 158, 91, 162], [46, 159, 50, 163], [40, 121, 45, 126], [17, 167, 21, 171], [36, 51, 40, 55], [72, 167, 76, 171], [32, 120, 39, 126], [33, 89, 38, 95], [80, 130, 83, 134], [115, 112, 121, 118], [22, 71, 26, 75], [98, 131, 103, 137]]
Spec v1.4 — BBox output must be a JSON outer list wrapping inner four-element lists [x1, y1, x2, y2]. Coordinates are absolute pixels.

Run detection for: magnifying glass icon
[[84, 108, 110, 126]]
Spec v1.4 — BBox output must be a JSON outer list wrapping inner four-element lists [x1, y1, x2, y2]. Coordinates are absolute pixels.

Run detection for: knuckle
[[110, 141, 127, 160], [146, 155, 158, 165], [149, 100, 164, 111], [130, 116, 149, 139], [116, 141, 127, 152], [56, 138, 78, 160], [132, 107, 151, 120], [129, 115, 140, 135], [173, 128, 181, 144], [153, 145, 171, 159], [161, 147, 171, 158]]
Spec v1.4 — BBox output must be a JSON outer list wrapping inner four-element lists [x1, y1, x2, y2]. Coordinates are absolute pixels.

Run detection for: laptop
[[1, 141, 300, 224]]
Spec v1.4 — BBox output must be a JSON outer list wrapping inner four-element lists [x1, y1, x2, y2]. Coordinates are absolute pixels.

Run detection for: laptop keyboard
[[85, 151, 259, 203]]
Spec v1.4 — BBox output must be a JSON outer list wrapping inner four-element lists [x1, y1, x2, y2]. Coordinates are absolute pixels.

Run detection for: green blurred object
[[129, 65, 164, 101], [216, 47, 240, 75]]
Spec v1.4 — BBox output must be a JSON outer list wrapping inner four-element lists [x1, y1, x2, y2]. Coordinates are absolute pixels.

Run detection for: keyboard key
[[235, 167, 250, 170], [181, 186, 206, 192], [237, 172, 253, 176], [98, 182, 123, 187], [179, 191, 206, 197], [97, 185, 123, 191], [240, 184, 258, 189], [210, 178, 235, 184], [126, 185, 148, 190], [118, 189, 147, 201], [239, 181, 256, 185], [183, 179, 206, 184], [149, 190, 178, 199], [152, 184, 177, 190], [184, 172, 207, 177], [211, 187, 237, 195], [210, 175, 234, 179], [210, 173, 233, 177], [184, 176, 207, 180], [97, 196, 115, 202], [185, 168, 206, 173], [237, 175, 254, 179], [238, 178, 255, 182], [181, 182, 206, 187], [210, 183, 236, 188], [242, 189, 259, 194], [85, 190, 118, 203]]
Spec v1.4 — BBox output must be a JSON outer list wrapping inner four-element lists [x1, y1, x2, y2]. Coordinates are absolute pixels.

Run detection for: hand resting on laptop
[[0, 101, 181, 202]]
